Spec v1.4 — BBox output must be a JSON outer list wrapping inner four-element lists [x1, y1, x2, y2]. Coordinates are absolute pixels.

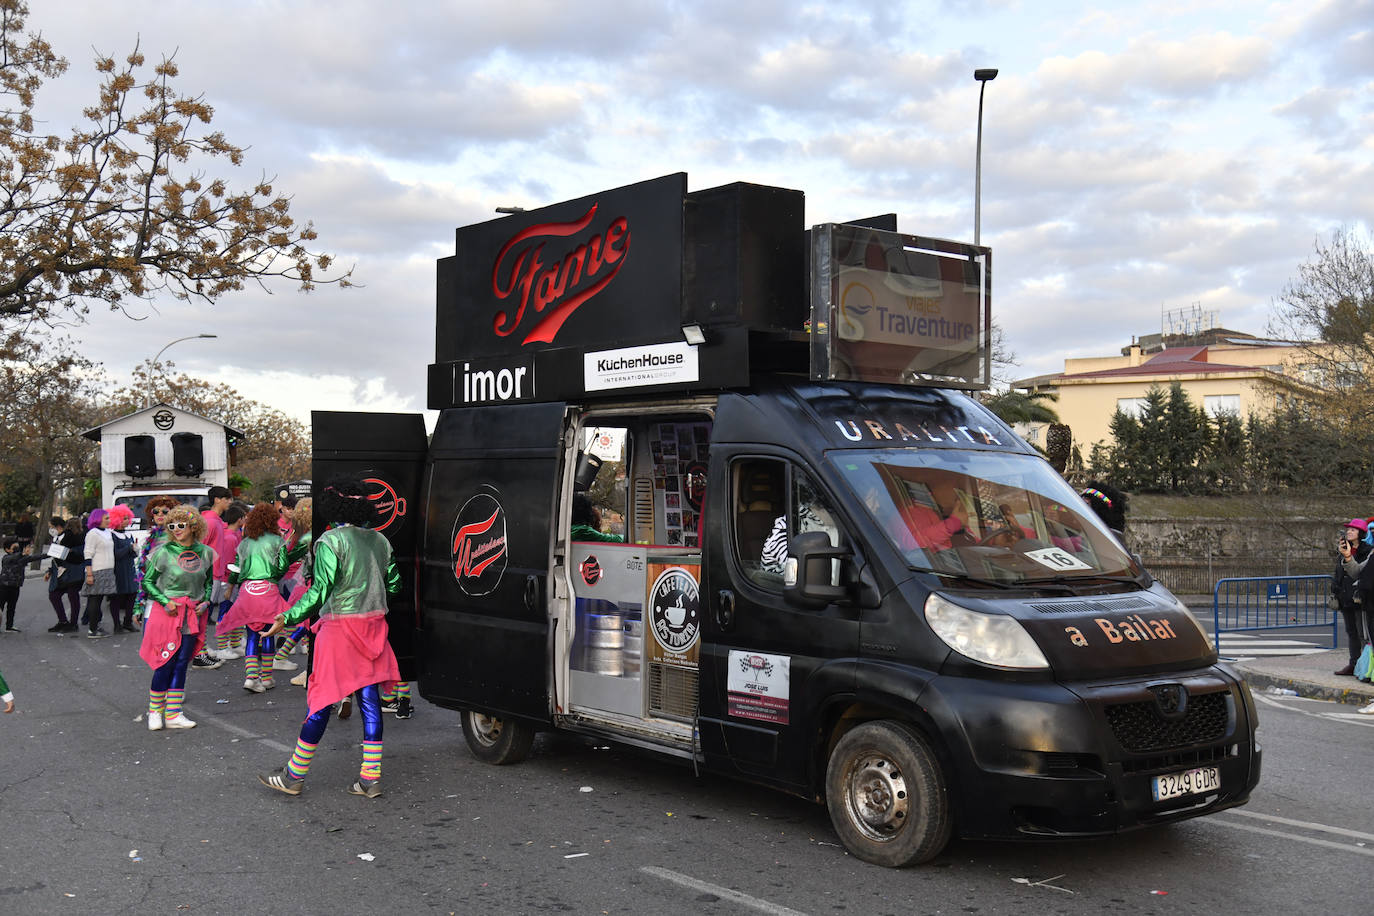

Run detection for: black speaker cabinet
[[125, 436, 157, 478], [171, 432, 205, 477]]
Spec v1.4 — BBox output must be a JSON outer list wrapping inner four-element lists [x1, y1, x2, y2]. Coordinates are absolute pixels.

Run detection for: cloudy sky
[[31, 0, 1374, 426]]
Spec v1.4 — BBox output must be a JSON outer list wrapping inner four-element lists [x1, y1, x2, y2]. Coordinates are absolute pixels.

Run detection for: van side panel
[[419, 403, 566, 720], [312, 411, 429, 681]]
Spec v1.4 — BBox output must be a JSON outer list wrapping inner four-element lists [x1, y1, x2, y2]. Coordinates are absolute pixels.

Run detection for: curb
[[1235, 666, 1374, 707]]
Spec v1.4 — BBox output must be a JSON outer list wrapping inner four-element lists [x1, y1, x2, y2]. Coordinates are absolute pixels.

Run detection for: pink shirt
[[201, 510, 229, 582]]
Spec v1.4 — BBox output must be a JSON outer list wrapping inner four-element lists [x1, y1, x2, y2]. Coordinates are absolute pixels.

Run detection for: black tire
[[825, 720, 951, 867], [460, 710, 536, 765]]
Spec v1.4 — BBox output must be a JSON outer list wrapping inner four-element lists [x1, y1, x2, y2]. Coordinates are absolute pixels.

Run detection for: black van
[[318, 174, 1260, 866]]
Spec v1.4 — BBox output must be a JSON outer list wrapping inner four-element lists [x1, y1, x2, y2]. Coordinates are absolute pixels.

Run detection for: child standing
[[1, 538, 46, 632]]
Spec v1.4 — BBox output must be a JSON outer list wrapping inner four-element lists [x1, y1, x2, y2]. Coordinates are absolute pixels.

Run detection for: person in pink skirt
[[139, 504, 214, 730], [215, 503, 287, 693]]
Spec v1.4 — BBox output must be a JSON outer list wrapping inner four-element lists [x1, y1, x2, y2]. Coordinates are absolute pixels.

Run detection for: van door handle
[[716, 589, 735, 630], [524, 575, 539, 613]]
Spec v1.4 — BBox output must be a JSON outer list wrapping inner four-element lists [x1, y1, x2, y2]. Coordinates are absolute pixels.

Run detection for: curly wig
[[291, 497, 312, 540], [318, 476, 379, 528], [241, 502, 280, 541], [164, 504, 206, 543], [1079, 481, 1128, 532], [106, 504, 136, 529], [143, 495, 180, 528]]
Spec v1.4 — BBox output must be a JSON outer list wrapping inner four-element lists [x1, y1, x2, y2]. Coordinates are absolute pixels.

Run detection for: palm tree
[[981, 389, 1060, 425]]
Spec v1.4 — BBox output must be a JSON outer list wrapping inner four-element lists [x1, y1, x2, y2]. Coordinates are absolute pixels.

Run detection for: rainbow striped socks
[[148, 690, 167, 716], [360, 741, 382, 781], [165, 688, 186, 719], [245, 655, 261, 681], [287, 738, 318, 780]]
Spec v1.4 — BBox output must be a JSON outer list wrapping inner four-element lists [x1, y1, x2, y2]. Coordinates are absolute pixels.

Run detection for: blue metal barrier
[[1211, 575, 1336, 653]]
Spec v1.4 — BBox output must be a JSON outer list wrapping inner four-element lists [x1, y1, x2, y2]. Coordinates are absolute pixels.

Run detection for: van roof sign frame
[[809, 223, 991, 391]]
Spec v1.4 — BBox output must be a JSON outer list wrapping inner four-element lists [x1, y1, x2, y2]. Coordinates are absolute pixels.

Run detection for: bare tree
[[0, 0, 350, 325]]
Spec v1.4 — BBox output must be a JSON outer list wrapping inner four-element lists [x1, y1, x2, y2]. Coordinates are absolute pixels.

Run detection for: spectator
[[0, 538, 46, 632], [82, 509, 116, 638], [44, 517, 85, 632], [1334, 519, 1371, 677], [107, 505, 139, 632]]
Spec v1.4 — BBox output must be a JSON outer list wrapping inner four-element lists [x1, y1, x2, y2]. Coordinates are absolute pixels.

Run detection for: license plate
[[1151, 766, 1221, 802]]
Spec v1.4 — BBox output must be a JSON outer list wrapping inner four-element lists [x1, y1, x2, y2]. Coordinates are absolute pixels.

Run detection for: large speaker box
[[171, 433, 204, 477], [125, 436, 156, 478]]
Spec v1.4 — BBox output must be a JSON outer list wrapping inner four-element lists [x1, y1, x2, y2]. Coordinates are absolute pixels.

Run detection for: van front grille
[[1104, 691, 1228, 753]]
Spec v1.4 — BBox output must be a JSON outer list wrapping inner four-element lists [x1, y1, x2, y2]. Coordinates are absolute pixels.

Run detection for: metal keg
[[586, 613, 623, 674], [622, 618, 642, 676]]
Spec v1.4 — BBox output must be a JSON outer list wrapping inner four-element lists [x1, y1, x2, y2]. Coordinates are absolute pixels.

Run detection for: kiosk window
[[733, 460, 842, 590]]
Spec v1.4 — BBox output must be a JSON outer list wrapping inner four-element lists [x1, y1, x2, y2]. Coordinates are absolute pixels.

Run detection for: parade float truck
[[315, 173, 1260, 867]]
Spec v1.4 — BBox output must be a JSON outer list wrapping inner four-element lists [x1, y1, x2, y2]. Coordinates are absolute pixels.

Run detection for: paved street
[[1, 584, 1371, 915]]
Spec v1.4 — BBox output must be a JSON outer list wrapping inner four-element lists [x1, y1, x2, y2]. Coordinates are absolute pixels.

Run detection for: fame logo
[[490, 203, 631, 346], [451, 492, 509, 596], [363, 477, 408, 533], [580, 555, 602, 587], [243, 580, 275, 597], [176, 549, 203, 573], [649, 566, 700, 654]]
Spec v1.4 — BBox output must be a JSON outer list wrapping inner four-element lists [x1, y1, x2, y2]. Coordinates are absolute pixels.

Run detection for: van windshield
[[831, 450, 1141, 584]]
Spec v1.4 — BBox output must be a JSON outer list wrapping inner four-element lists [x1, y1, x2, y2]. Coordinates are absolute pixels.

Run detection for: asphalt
[[1231, 647, 1374, 707]]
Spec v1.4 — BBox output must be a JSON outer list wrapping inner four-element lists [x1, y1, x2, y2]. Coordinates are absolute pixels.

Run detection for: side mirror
[[784, 530, 851, 609]]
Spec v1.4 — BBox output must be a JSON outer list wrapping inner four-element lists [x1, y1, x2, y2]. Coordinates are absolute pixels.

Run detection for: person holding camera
[[1333, 519, 1372, 676]]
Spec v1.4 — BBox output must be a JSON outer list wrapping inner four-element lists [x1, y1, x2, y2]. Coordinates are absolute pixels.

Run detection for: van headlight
[[924, 593, 1050, 669]]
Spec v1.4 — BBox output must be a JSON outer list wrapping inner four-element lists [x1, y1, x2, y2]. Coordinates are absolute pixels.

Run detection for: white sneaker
[[243, 678, 266, 694], [1359, 701, 1374, 715], [219, 647, 246, 660], [164, 714, 196, 729], [261, 676, 276, 690], [272, 657, 298, 671], [147, 712, 164, 731], [290, 671, 308, 687]]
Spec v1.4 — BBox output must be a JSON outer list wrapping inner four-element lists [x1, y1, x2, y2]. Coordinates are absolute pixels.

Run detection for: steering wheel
[[977, 525, 1018, 547]]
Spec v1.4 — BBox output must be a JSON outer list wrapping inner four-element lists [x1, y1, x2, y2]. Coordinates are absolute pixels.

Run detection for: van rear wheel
[[461, 710, 535, 765], [825, 720, 951, 867]]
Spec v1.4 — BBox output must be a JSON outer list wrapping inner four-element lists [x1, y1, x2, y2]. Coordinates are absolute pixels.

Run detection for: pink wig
[[107, 505, 135, 528], [86, 508, 107, 530]]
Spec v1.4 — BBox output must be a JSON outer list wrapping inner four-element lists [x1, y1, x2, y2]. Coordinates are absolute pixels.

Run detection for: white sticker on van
[[727, 651, 790, 725], [1023, 546, 1093, 572], [584, 341, 699, 392]]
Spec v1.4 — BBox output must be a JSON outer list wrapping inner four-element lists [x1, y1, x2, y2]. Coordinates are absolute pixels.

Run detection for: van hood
[[939, 583, 1217, 678]]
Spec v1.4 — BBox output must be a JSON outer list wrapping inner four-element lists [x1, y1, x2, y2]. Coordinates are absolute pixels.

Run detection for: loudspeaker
[[125, 436, 156, 478], [171, 432, 204, 477]]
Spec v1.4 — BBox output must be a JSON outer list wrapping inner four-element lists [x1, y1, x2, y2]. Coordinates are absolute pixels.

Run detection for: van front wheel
[[825, 720, 951, 867], [461, 710, 535, 765]]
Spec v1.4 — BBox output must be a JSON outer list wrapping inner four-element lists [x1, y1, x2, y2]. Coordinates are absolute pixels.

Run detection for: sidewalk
[[1230, 648, 1374, 707]]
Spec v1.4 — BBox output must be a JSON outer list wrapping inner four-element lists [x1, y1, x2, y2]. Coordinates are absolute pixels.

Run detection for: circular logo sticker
[[153, 409, 176, 430], [364, 476, 408, 533], [451, 492, 508, 597], [649, 566, 700, 654], [580, 555, 602, 587], [176, 549, 204, 573]]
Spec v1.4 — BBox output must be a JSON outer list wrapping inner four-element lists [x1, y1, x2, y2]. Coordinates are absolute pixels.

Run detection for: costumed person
[[193, 486, 234, 670], [271, 498, 313, 674], [44, 517, 85, 632], [133, 497, 180, 622], [1078, 481, 1128, 543], [139, 504, 214, 730], [378, 681, 413, 720], [257, 476, 401, 798], [210, 504, 248, 660], [82, 508, 116, 638], [1, 662, 13, 712], [106, 505, 140, 632], [215, 503, 287, 694]]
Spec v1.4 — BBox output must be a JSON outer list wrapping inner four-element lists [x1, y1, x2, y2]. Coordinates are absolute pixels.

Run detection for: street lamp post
[[973, 68, 998, 247], [146, 333, 218, 407]]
